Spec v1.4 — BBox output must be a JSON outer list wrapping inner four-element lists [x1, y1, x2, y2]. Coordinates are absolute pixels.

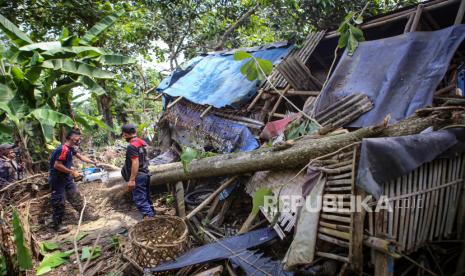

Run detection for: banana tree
[[0, 12, 135, 171]]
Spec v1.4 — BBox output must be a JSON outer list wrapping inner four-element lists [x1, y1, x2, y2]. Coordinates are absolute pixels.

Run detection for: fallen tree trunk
[[105, 108, 464, 192]]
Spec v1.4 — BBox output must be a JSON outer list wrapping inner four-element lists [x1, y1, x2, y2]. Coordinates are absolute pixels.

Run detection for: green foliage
[[80, 246, 102, 261], [252, 188, 273, 215], [0, 14, 33, 46], [111, 236, 121, 251], [0, 252, 7, 276], [180, 146, 198, 173], [39, 241, 61, 254], [11, 209, 33, 271], [36, 251, 73, 275], [81, 12, 124, 45], [165, 194, 175, 206], [337, 11, 365, 56], [235, 50, 273, 81], [286, 120, 320, 140]]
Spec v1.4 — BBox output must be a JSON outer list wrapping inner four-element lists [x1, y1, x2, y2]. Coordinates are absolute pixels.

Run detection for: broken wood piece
[[410, 4, 424, 32], [267, 90, 320, 96], [455, 0, 465, 25], [167, 96, 184, 109], [200, 105, 213, 118], [215, 196, 234, 226], [238, 211, 259, 234], [247, 89, 264, 112], [206, 196, 220, 220], [186, 176, 238, 219], [174, 182, 186, 217], [435, 84, 456, 96], [316, 252, 349, 263], [269, 85, 291, 120]]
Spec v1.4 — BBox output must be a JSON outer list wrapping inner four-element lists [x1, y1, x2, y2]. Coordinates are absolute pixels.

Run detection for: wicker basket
[[129, 216, 188, 268]]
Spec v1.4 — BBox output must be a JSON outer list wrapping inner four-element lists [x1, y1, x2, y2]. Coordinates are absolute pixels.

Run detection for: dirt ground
[[24, 180, 176, 275]]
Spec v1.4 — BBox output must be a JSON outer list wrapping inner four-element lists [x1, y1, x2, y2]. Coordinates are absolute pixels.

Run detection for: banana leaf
[[41, 59, 114, 79], [0, 14, 33, 46], [80, 12, 123, 45]]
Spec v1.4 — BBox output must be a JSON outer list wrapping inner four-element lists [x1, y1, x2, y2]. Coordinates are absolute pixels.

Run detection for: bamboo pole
[[185, 176, 238, 219]]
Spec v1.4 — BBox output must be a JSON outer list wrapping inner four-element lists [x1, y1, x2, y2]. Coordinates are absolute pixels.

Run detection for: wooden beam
[[200, 105, 213, 118], [410, 4, 424, 32], [167, 96, 183, 109], [455, 0, 465, 24], [174, 181, 186, 217]]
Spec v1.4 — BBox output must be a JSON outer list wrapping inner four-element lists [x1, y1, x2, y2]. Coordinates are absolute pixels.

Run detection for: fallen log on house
[[104, 107, 465, 193]]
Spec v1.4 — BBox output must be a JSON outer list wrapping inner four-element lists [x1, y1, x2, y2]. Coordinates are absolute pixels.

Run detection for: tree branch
[[214, 4, 259, 51]]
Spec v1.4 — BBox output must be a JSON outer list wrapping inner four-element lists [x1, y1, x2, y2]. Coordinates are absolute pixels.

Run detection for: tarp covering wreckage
[[147, 228, 293, 275], [313, 24, 465, 127], [157, 42, 292, 108]]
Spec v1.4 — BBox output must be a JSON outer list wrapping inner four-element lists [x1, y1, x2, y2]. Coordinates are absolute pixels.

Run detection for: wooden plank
[[319, 221, 351, 232], [319, 226, 351, 240], [439, 160, 450, 237], [418, 162, 429, 243], [450, 155, 464, 235], [393, 177, 401, 243], [320, 214, 351, 224], [323, 201, 351, 208], [327, 172, 352, 180], [422, 162, 435, 242], [434, 159, 445, 238], [318, 233, 350, 248], [388, 179, 395, 238], [399, 174, 408, 251], [383, 182, 389, 236], [407, 168, 418, 251], [429, 160, 441, 241], [322, 208, 352, 214], [444, 158, 455, 237], [374, 206, 394, 276], [351, 187, 366, 274], [325, 186, 352, 192], [326, 179, 352, 186], [316, 252, 349, 263], [413, 164, 425, 251]]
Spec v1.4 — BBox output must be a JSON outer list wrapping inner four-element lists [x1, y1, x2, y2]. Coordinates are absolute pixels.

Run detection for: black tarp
[[313, 25, 465, 128], [357, 128, 465, 198]]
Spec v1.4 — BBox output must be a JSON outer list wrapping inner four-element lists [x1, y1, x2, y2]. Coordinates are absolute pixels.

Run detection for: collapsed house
[[146, 0, 465, 275], [142, 0, 465, 274]]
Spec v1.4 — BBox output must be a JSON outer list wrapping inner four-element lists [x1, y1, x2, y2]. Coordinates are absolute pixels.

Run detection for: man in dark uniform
[[0, 143, 23, 188], [121, 124, 155, 218], [49, 130, 98, 232]]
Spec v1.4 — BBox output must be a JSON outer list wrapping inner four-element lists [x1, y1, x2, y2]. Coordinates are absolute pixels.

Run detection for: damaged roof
[[156, 42, 292, 109]]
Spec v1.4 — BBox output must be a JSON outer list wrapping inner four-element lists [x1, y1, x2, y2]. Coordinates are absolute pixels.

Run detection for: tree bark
[[104, 108, 463, 192]]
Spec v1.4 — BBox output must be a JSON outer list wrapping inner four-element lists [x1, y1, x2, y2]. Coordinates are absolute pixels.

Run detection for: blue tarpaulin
[[148, 227, 279, 273], [313, 25, 465, 127], [157, 43, 292, 108], [357, 128, 465, 198], [164, 103, 259, 153]]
